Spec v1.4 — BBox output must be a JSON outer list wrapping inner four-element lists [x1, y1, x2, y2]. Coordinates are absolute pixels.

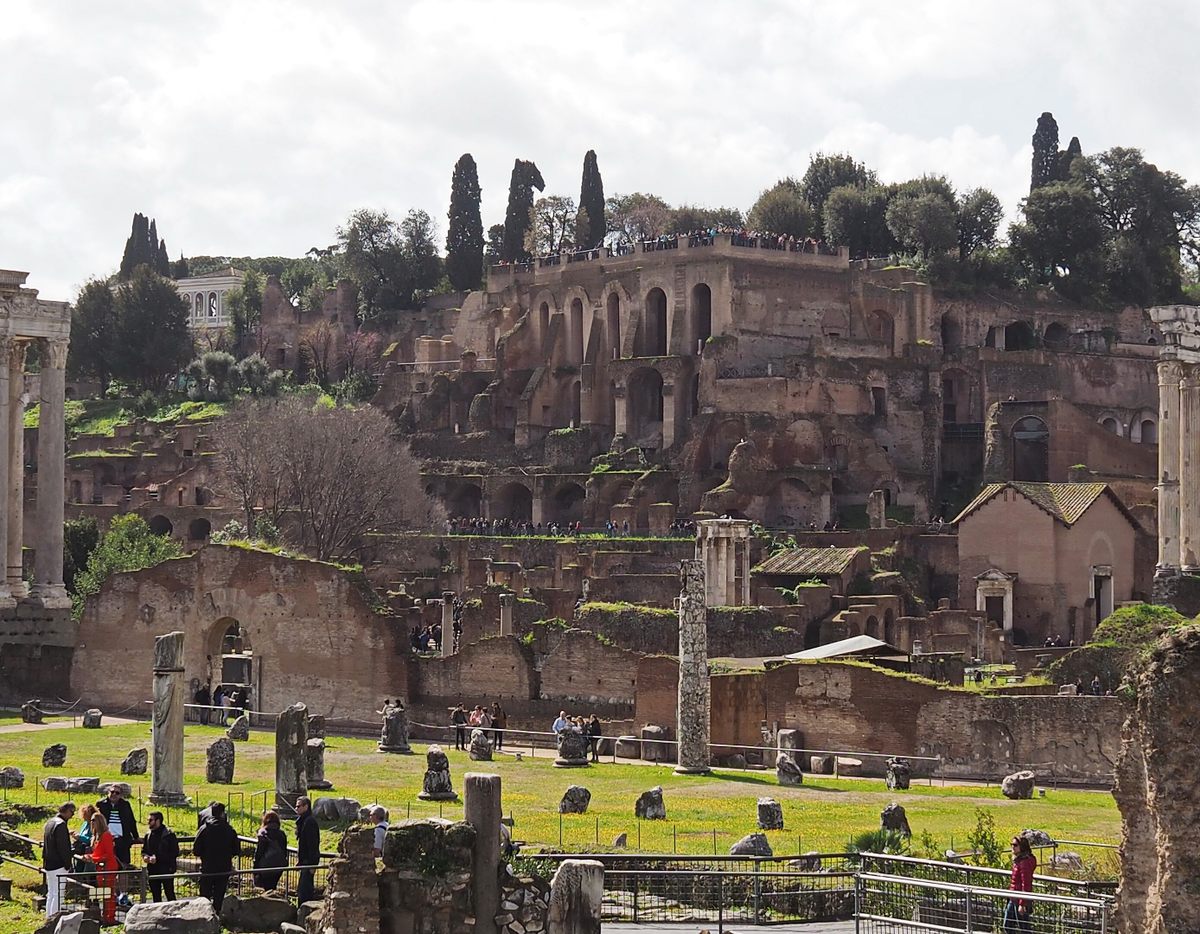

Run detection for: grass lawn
[[0, 721, 1120, 931]]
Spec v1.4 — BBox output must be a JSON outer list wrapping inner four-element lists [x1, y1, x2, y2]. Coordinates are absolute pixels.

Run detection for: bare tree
[[299, 320, 338, 386], [212, 395, 440, 561]]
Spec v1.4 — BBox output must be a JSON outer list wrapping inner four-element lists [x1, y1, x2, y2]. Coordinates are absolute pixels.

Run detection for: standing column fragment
[[149, 631, 189, 805], [674, 558, 711, 775], [32, 338, 69, 606], [6, 341, 25, 597]]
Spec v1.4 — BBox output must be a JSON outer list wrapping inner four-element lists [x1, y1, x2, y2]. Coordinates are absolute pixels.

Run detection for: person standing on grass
[[296, 796, 321, 906], [586, 714, 603, 762], [193, 802, 241, 913], [42, 801, 76, 917], [451, 704, 469, 750], [142, 811, 179, 902], [491, 702, 507, 750], [552, 710, 569, 748]]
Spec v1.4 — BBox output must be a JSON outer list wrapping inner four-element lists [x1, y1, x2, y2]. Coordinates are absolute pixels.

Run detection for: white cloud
[[1, 0, 1198, 299]]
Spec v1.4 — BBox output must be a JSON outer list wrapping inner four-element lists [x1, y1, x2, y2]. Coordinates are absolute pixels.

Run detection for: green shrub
[[71, 514, 182, 618]]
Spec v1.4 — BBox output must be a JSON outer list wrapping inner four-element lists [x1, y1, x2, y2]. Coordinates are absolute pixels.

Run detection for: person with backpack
[[193, 802, 241, 913], [252, 810, 289, 891]]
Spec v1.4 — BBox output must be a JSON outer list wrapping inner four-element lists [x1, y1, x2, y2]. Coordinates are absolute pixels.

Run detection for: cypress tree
[[119, 213, 174, 279], [501, 159, 545, 262], [1030, 112, 1060, 192], [156, 237, 171, 277], [576, 150, 606, 248], [445, 154, 485, 291], [1057, 136, 1083, 182]]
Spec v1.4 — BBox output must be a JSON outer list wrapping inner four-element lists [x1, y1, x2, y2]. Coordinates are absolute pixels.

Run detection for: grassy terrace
[[0, 721, 1119, 929]]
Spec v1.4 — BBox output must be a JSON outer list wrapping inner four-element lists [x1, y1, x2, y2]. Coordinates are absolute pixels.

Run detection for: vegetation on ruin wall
[[0, 719, 1120, 931], [1048, 604, 1190, 691], [25, 396, 228, 435], [70, 514, 182, 619]]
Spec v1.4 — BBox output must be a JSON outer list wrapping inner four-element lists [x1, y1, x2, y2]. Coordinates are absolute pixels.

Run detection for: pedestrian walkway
[[0, 716, 137, 734], [606, 923, 855, 934]]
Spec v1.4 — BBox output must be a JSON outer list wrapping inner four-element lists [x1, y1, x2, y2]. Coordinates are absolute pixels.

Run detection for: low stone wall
[[574, 603, 806, 656]]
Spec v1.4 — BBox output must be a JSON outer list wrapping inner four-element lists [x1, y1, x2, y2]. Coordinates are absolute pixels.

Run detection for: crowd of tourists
[[552, 710, 604, 762], [446, 516, 585, 537], [191, 681, 249, 726], [449, 701, 510, 750], [42, 788, 347, 921]]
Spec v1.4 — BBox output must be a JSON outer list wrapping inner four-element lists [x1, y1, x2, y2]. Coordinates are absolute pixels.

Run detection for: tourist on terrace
[[1004, 835, 1036, 932], [42, 801, 75, 917], [1091, 676, 1103, 696]]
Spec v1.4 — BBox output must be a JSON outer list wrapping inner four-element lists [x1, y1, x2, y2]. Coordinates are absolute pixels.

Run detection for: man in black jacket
[[42, 801, 76, 917], [141, 811, 180, 902], [192, 802, 241, 912], [96, 785, 140, 869], [295, 796, 320, 906]]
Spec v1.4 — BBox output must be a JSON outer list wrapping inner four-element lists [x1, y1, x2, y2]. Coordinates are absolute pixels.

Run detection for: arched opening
[[1140, 418, 1157, 444], [941, 314, 962, 353], [867, 310, 894, 350], [188, 518, 212, 541], [447, 483, 483, 518], [195, 486, 211, 506], [691, 284, 712, 353], [865, 615, 881, 640], [538, 302, 550, 343], [606, 292, 622, 359], [1100, 416, 1121, 435], [492, 482, 533, 522], [148, 515, 173, 536], [1012, 416, 1050, 482], [219, 618, 247, 655], [871, 386, 887, 418], [194, 294, 204, 317], [569, 298, 584, 363], [883, 608, 896, 646], [1043, 322, 1069, 350], [548, 483, 586, 525], [208, 292, 218, 320], [627, 368, 664, 446], [764, 478, 816, 528], [638, 288, 668, 357], [1004, 321, 1037, 351]]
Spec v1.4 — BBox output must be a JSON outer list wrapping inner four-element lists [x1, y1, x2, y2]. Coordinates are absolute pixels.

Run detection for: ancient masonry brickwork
[[674, 558, 710, 774]]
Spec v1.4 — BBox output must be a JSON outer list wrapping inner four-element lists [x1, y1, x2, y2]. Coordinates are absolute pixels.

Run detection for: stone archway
[[691, 283, 712, 353], [1012, 416, 1049, 481], [447, 482, 483, 517], [547, 483, 586, 525], [149, 515, 173, 537], [188, 518, 212, 541], [627, 368, 664, 447], [638, 288, 668, 357], [492, 482, 533, 522]]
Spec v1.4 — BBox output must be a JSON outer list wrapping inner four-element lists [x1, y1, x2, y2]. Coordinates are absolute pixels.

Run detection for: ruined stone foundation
[[1113, 625, 1200, 933]]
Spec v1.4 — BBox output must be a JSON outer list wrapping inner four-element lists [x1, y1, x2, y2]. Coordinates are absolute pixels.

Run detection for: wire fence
[[855, 871, 1111, 933]]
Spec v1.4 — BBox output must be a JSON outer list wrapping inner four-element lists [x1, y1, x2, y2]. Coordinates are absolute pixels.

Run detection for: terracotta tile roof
[[953, 481, 1140, 529], [753, 545, 867, 577]]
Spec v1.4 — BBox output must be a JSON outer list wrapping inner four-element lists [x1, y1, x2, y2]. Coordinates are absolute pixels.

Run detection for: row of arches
[[149, 515, 212, 541], [535, 283, 713, 363], [442, 480, 588, 524], [1099, 412, 1157, 444]]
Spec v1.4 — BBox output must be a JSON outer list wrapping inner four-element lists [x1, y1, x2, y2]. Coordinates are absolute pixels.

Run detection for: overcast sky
[[2, 0, 1198, 300]]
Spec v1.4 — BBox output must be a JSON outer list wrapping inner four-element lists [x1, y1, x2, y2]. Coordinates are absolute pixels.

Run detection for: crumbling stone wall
[[1113, 626, 1200, 934]]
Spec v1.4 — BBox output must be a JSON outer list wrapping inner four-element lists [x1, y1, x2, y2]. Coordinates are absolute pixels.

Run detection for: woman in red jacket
[[86, 812, 119, 924], [1003, 835, 1037, 933]]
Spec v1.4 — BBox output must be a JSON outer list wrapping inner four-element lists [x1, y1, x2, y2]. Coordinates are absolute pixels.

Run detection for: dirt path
[[0, 716, 137, 734]]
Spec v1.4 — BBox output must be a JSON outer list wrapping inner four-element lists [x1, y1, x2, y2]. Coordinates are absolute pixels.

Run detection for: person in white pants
[[42, 801, 77, 917]]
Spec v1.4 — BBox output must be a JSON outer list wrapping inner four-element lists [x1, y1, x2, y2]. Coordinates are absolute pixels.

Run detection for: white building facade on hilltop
[[174, 268, 245, 333]]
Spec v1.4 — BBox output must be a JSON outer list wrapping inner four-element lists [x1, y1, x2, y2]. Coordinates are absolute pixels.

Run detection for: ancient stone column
[[1158, 361, 1183, 575], [714, 535, 729, 606], [464, 773, 502, 934], [498, 592, 514, 636], [1180, 366, 1200, 569], [740, 529, 752, 605], [548, 859, 604, 934], [32, 338, 69, 607], [149, 631, 189, 806], [724, 537, 738, 606], [674, 558, 711, 775], [6, 340, 26, 597], [275, 702, 308, 812], [661, 379, 676, 448], [441, 591, 455, 657], [0, 338, 12, 606]]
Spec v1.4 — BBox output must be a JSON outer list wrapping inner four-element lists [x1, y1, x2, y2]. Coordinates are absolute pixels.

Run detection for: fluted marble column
[[1180, 367, 1200, 569], [0, 339, 11, 606], [1158, 361, 1183, 574], [32, 338, 69, 606], [6, 341, 26, 597]]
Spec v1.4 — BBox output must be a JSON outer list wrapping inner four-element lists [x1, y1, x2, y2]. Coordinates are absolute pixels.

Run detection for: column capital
[[8, 340, 27, 371], [1158, 359, 1184, 384], [42, 338, 69, 370]]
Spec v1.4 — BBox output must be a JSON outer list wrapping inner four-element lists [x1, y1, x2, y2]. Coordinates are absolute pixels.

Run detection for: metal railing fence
[[859, 852, 1117, 901], [855, 871, 1110, 933]]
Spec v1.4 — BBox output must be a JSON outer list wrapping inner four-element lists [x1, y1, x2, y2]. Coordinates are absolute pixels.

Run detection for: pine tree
[[445, 154, 485, 291], [501, 159, 545, 262], [1030, 112, 1060, 192], [576, 150, 606, 248]]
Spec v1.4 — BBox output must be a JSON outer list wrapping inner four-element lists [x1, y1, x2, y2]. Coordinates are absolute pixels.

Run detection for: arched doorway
[[447, 483, 483, 518], [627, 368, 664, 446], [1005, 321, 1037, 351], [1140, 418, 1157, 444], [764, 479, 816, 528], [570, 298, 584, 363], [1012, 416, 1049, 481], [1100, 416, 1121, 435], [548, 483, 586, 525], [492, 482, 533, 522], [639, 289, 668, 357], [149, 515, 173, 537], [1043, 322, 1069, 350], [188, 518, 212, 541], [691, 284, 712, 353], [606, 292, 622, 359], [538, 302, 550, 343]]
